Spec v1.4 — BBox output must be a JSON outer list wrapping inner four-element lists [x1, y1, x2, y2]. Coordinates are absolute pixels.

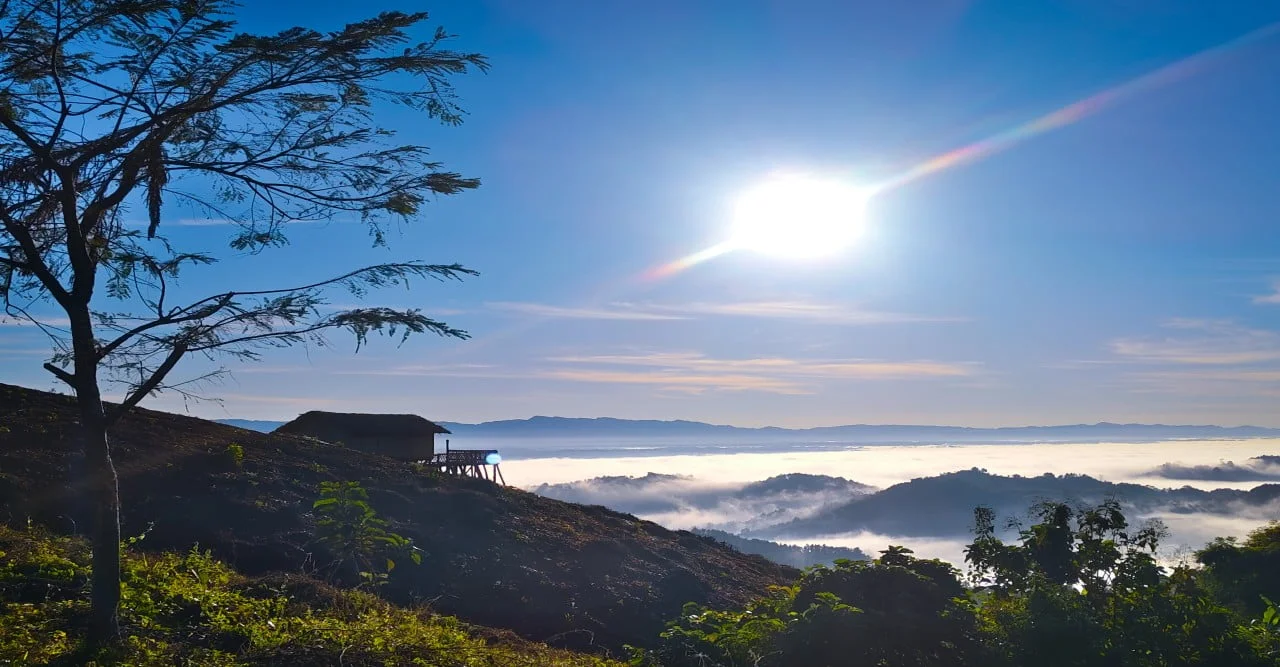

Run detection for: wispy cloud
[[344, 352, 977, 395], [337, 363, 518, 379], [0, 316, 71, 328], [653, 301, 962, 324], [486, 302, 686, 321], [546, 352, 977, 394], [487, 300, 958, 324], [0, 347, 52, 356], [543, 368, 808, 394], [1110, 319, 1280, 365], [1253, 281, 1280, 304]]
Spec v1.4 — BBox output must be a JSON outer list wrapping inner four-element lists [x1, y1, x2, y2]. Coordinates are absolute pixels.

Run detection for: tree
[[0, 0, 486, 643], [1196, 522, 1280, 617], [642, 549, 982, 667], [965, 501, 1269, 666]]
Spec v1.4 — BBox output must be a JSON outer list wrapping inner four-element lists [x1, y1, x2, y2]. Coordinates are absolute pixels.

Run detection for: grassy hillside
[[0, 383, 794, 655], [0, 525, 620, 666]]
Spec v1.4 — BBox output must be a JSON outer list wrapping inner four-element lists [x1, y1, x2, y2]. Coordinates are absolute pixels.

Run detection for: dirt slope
[[0, 383, 794, 655]]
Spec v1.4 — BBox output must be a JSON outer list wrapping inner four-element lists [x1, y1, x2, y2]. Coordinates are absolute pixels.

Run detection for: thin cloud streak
[[545, 352, 976, 394], [543, 368, 808, 394], [1110, 319, 1280, 365], [0, 316, 72, 328], [550, 352, 976, 379], [486, 302, 686, 321], [487, 300, 959, 324], [651, 301, 963, 324], [343, 352, 977, 395], [1252, 281, 1280, 304]]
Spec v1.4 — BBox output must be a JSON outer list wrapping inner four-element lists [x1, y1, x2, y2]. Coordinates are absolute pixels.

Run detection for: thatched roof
[[274, 411, 450, 439]]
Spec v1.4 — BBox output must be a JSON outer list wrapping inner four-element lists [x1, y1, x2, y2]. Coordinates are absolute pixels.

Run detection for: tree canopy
[[1, 0, 487, 641], [633, 502, 1280, 667]]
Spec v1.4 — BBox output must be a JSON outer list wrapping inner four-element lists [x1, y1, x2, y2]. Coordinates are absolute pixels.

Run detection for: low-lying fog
[[506, 438, 1280, 490], [503, 438, 1280, 567]]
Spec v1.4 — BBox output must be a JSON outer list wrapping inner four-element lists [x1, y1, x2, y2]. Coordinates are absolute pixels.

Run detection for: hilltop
[[0, 383, 793, 655]]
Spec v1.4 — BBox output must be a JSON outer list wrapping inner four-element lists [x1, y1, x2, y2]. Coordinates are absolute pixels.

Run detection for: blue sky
[[6, 0, 1280, 427]]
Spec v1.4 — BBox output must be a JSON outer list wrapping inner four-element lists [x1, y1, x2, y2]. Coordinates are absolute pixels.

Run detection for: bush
[[311, 481, 420, 586], [225, 443, 245, 468]]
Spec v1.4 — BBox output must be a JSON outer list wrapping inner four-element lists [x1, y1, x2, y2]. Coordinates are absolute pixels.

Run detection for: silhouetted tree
[[0, 0, 485, 642], [1197, 522, 1280, 617], [965, 501, 1268, 666], [644, 549, 982, 667]]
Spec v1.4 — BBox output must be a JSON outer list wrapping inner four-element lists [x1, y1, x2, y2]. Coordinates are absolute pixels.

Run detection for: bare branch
[[43, 361, 76, 387], [106, 341, 187, 425]]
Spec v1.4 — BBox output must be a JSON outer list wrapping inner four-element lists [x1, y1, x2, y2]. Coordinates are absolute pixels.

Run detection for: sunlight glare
[[729, 175, 870, 259]]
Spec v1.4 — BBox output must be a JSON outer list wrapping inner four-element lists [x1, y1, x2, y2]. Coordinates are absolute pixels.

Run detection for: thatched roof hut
[[274, 411, 450, 461]]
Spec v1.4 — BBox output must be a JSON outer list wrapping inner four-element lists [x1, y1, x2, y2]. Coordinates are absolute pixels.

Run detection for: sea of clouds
[[510, 438, 1280, 566]]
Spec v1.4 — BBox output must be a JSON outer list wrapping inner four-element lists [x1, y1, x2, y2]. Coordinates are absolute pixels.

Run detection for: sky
[[6, 1, 1280, 427]]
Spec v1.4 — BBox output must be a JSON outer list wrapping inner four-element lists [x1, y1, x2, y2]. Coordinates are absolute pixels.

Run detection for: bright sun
[[729, 175, 870, 259]]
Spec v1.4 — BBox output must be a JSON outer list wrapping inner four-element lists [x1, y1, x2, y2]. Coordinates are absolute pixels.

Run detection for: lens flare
[[875, 20, 1280, 193], [641, 20, 1280, 282]]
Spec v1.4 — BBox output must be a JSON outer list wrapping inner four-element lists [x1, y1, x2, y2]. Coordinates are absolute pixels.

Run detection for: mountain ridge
[[216, 415, 1280, 441]]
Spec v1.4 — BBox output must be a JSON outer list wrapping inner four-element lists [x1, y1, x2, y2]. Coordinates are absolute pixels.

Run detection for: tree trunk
[[78, 382, 122, 644], [68, 331, 122, 644]]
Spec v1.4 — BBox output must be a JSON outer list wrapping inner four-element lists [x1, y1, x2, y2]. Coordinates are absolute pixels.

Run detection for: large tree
[[0, 0, 486, 642]]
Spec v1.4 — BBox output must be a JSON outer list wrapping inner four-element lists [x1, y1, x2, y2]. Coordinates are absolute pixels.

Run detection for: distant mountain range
[[216, 415, 1280, 443]]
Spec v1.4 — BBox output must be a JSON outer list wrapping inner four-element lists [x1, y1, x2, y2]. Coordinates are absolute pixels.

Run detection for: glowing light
[[484, 452, 502, 465], [637, 20, 1280, 282], [729, 175, 869, 259]]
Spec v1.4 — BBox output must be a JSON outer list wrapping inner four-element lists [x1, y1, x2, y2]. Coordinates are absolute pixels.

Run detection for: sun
[[729, 175, 870, 259]]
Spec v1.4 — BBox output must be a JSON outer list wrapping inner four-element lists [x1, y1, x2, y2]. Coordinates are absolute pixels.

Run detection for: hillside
[[0, 525, 620, 666], [0, 383, 793, 655], [691, 528, 868, 567]]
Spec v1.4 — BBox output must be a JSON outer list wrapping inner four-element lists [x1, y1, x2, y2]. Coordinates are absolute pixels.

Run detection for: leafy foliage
[[636, 549, 982, 667], [1, 0, 487, 640], [224, 442, 244, 468], [641, 501, 1280, 666], [311, 480, 420, 586], [964, 501, 1275, 666], [1, 0, 486, 407], [1196, 521, 1280, 617], [0, 524, 619, 666]]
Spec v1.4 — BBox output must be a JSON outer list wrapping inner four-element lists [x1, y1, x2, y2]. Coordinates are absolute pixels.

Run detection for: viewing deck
[[425, 448, 505, 484]]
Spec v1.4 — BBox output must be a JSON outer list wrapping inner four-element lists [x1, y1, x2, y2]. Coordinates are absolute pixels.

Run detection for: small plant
[[312, 481, 421, 586], [225, 443, 245, 468]]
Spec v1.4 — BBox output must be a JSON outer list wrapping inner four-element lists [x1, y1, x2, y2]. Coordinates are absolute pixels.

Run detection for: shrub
[[312, 481, 420, 586], [225, 443, 245, 468]]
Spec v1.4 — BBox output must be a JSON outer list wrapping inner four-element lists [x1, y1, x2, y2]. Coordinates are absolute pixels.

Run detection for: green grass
[[0, 525, 620, 666]]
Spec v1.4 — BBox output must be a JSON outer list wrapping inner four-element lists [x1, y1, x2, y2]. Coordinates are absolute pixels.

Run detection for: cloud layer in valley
[[532, 472, 873, 532], [1146, 455, 1280, 482]]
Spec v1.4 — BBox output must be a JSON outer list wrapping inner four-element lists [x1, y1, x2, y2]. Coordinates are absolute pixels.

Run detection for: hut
[[274, 411, 449, 461]]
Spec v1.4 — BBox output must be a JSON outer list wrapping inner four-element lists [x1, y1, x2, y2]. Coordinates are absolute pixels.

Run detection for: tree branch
[[105, 341, 187, 426], [43, 361, 76, 387]]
